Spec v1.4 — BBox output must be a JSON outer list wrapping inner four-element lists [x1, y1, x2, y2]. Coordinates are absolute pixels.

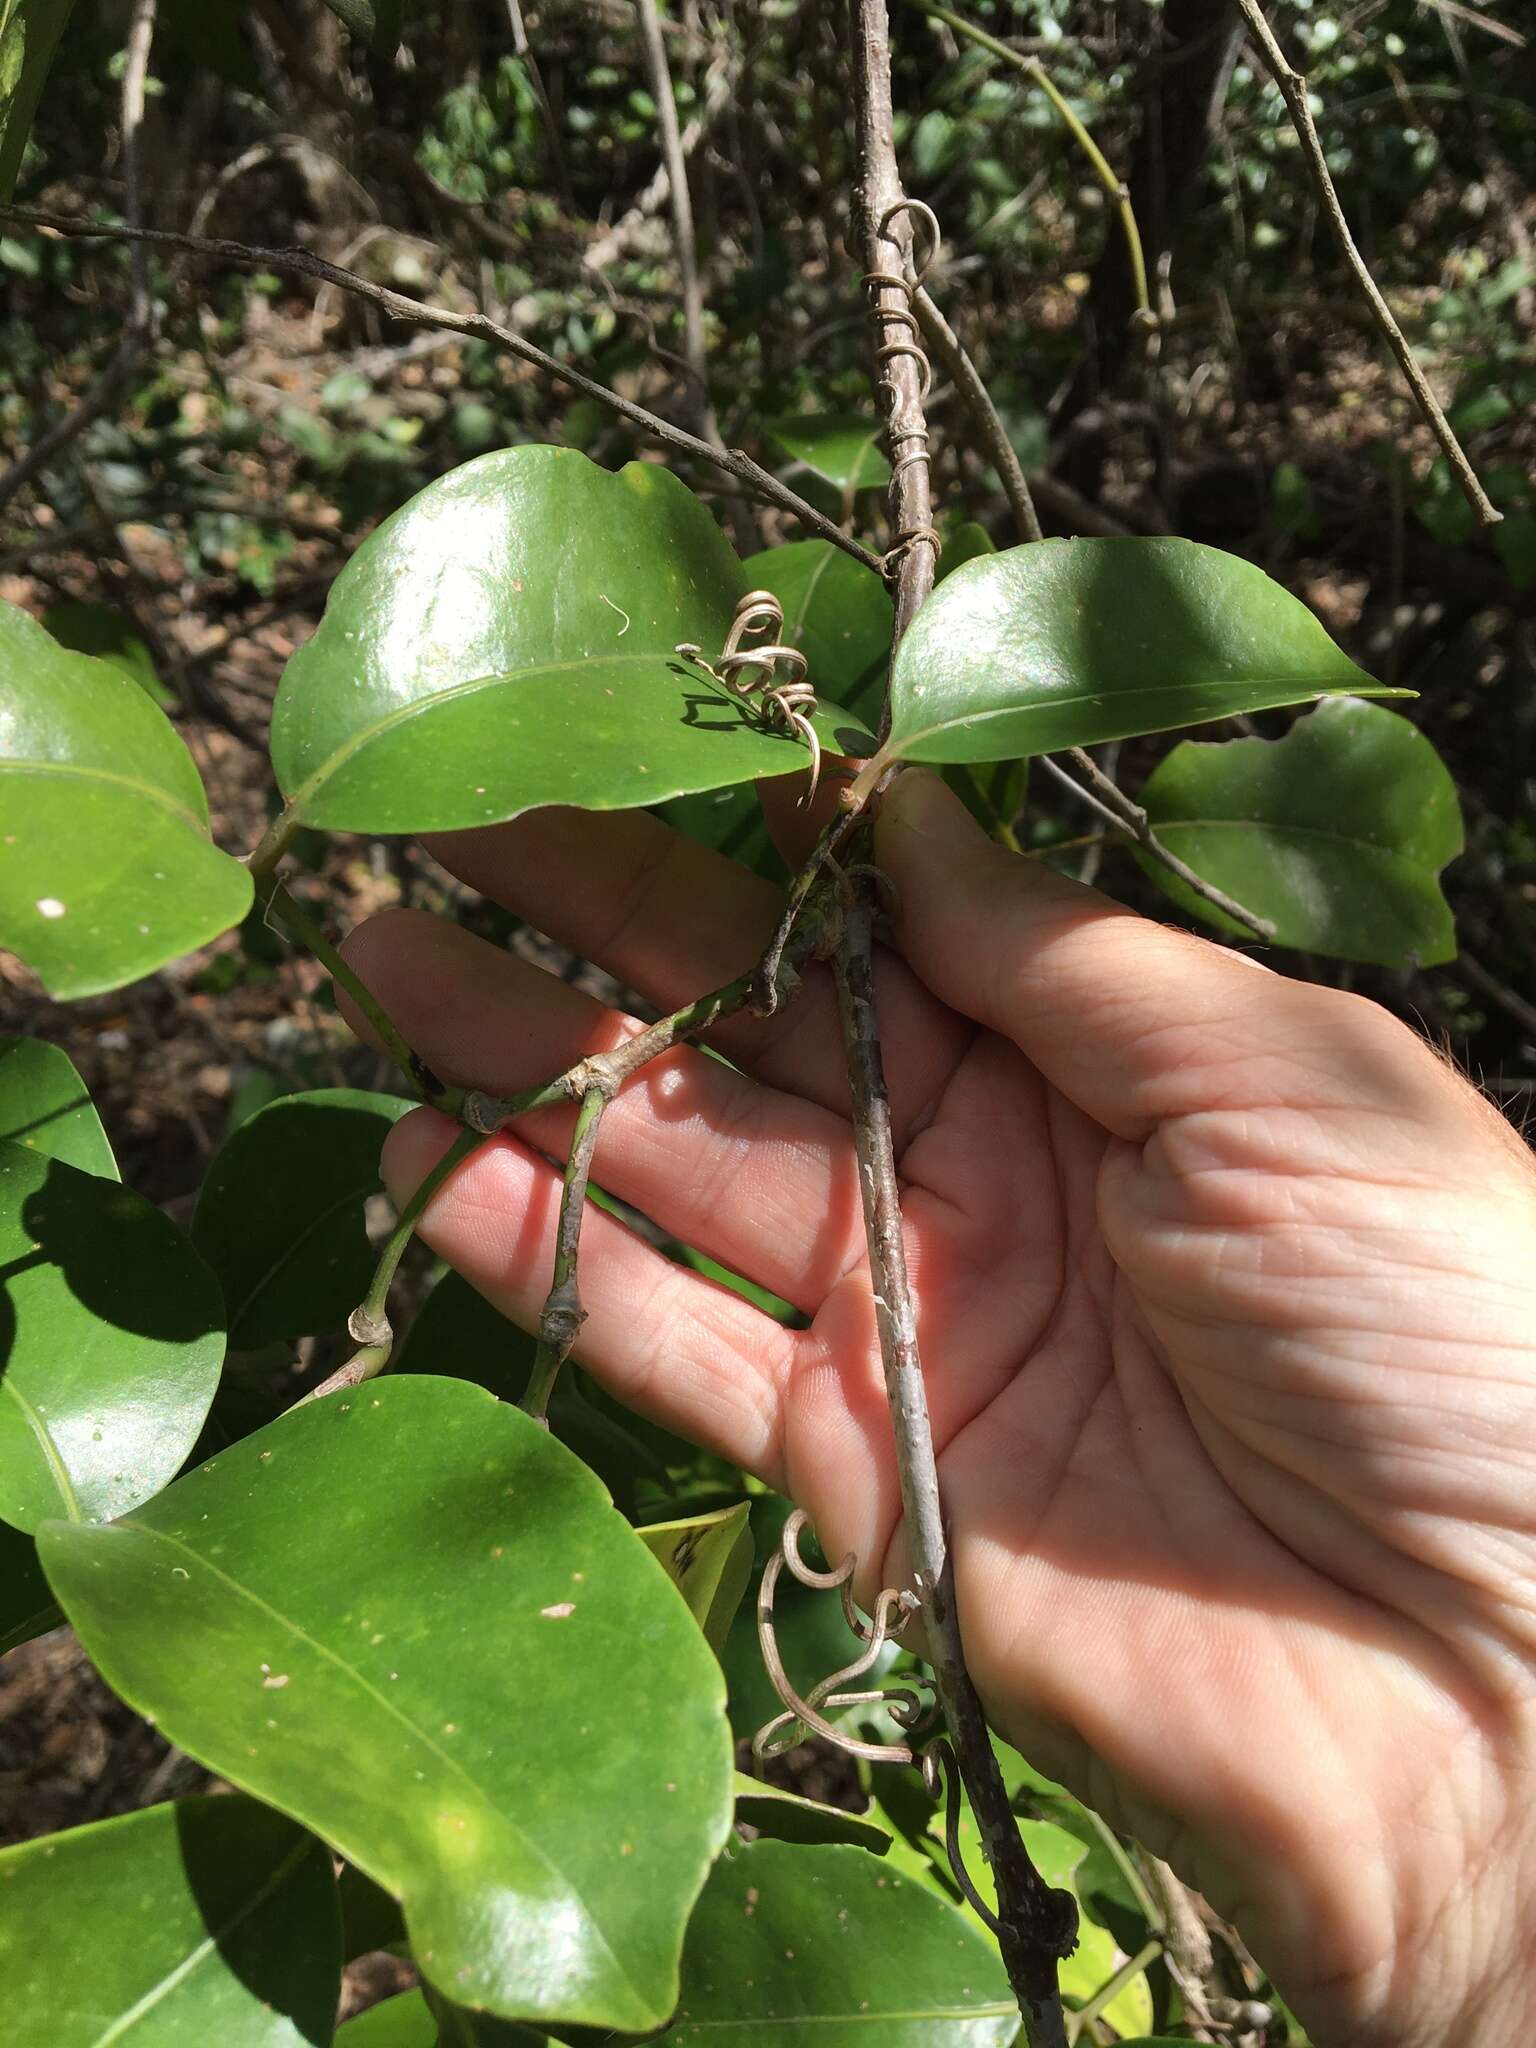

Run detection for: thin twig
[[635, 0, 723, 450], [1065, 1939, 1163, 2040], [1036, 751, 1276, 941], [0, 0, 158, 513], [848, 7, 1073, 2041], [255, 872, 454, 1109], [520, 1085, 609, 1423], [505, 0, 576, 211], [299, 1126, 487, 1405], [0, 204, 882, 572], [1230, 0, 1501, 529], [912, 0, 1150, 324], [914, 285, 1042, 542], [1458, 950, 1536, 1040]]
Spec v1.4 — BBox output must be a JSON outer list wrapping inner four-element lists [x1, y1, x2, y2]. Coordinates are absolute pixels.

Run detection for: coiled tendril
[[676, 587, 822, 803]]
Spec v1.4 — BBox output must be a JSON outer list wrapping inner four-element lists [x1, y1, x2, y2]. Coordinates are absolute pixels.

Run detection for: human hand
[[342, 768, 1536, 2048]]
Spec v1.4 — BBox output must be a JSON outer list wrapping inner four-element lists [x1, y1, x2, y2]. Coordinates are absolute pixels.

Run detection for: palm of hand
[[349, 779, 1536, 2048]]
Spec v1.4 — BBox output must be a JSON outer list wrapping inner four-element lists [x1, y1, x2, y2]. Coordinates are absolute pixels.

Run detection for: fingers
[[876, 769, 1459, 1145], [420, 806, 970, 1141], [340, 910, 868, 1311], [382, 1108, 797, 1482]]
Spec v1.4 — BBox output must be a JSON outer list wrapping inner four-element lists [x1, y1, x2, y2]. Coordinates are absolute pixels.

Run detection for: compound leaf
[[0, 599, 252, 998], [1138, 697, 1462, 966], [39, 1376, 734, 2033]]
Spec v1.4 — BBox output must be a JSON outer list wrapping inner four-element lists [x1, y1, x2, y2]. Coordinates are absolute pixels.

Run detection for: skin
[[341, 768, 1536, 2048]]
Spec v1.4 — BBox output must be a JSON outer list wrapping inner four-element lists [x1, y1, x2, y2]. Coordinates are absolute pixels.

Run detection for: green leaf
[[397, 1269, 671, 1514], [339, 1861, 407, 1961], [270, 448, 872, 836], [767, 414, 890, 495], [39, 1377, 734, 2033], [0, 1140, 224, 1532], [191, 1090, 414, 1348], [0, 1795, 339, 2046], [0, 1513, 59, 1650], [1138, 698, 1463, 966], [733, 1773, 893, 1854], [0, 598, 253, 998], [337, 1992, 438, 2046], [42, 600, 175, 708], [0, 1035, 117, 1178], [637, 1501, 752, 1655], [649, 1839, 1016, 2044], [0, 0, 76, 200], [884, 538, 1402, 766]]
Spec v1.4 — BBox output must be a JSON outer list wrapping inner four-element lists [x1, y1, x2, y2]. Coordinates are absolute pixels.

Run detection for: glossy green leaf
[[659, 542, 891, 873], [0, 599, 253, 997], [337, 1992, 438, 2046], [0, 0, 75, 199], [885, 538, 1401, 767], [191, 1090, 414, 1348], [270, 448, 871, 836], [767, 414, 890, 495], [733, 1773, 892, 1854], [0, 1035, 117, 1178], [638, 1502, 752, 1655], [0, 1794, 339, 2045], [398, 1269, 669, 1514], [42, 600, 174, 707], [0, 1513, 59, 1651], [0, 1139, 224, 1532], [337, 1989, 546, 2048], [650, 1839, 1015, 2044], [39, 1376, 734, 2032], [1138, 697, 1463, 966]]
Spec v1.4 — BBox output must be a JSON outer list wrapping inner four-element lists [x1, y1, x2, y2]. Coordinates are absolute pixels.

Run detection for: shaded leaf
[[270, 448, 871, 836], [338, 1988, 547, 2046], [0, 1035, 117, 1178], [0, 1139, 224, 1532], [338, 1861, 407, 1961], [733, 1772, 892, 1854], [885, 538, 1401, 766], [1138, 697, 1462, 966], [0, 598, 252, 998], [42, 600, 174, 708], [397, 1268, 671, 1514], [649, 1839, 1015, 2044], [0, 1514, 59, 1651], [0, 0, 75, 200], [767, 414, 890, 495], [39, 1377, 734, 2032], [191, 1090, 414, 1348], [637, 1501, 752, 1655], [0, 1794, 339, 2046]]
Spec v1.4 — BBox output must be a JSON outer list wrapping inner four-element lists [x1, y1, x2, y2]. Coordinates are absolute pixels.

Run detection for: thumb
[[874, 767, 1429, 1141]]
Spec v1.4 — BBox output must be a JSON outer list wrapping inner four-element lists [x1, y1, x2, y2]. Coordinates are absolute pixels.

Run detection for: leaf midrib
[[0, 758, 207, 839], [88, 1836, 311, 2046], [1, 1375, 83, 1521], [1148, 814, 1444, 868], [285, 651, 693, 816], [226, 1182, 380, 1340], [661, 1998, 1017, 2031], [109, 1520, 644, 2007], [888, 675, 1386, 757]]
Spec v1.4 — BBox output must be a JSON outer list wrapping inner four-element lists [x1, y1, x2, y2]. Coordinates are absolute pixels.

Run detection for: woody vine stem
[[839, 5, 1075, 2040]]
